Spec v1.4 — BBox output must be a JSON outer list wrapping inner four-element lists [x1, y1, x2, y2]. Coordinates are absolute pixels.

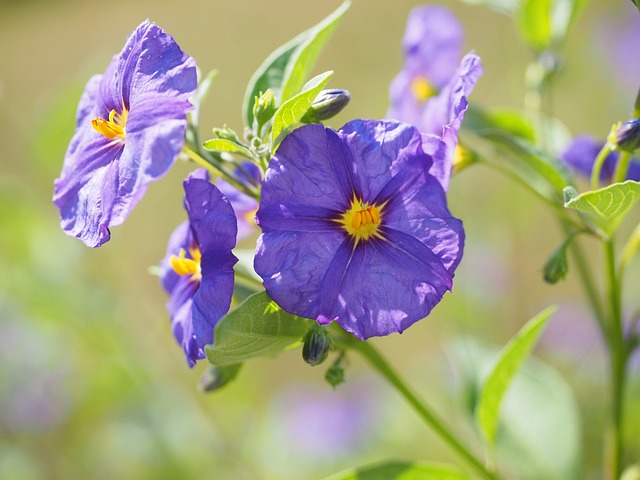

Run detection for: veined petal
[[54, 20, 197, 247], [318, 234, 453, 339]]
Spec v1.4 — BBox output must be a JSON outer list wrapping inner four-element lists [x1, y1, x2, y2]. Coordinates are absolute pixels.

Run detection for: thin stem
[[591, 144, 612, 191], [603, 239, 628, 480], [181, 145, 260, 200], [619, 222, 640, 277], [613, 151, 632, 185], [346, 338, 500, 480]]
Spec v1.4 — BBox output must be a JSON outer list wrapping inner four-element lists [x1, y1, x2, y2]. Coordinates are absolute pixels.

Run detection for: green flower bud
[[611, 118, 640, 153], [325, 363, 345, 388], [198, 364, 242, 393], [302, 327, 331, 366], [213, 125, 241, 144], [543, 242, 569, 284], [301, 89, 351, 124], [253, 90, 277, 129]]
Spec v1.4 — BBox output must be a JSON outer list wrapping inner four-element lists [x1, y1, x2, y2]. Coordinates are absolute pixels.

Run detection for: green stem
[[346, 338, 500, 480], [613, 151, 632, 185], [603, 239, 628, 480], [619, 222, 640, 277], [181, 145, 260, 200], [591, 144, 612, 191]]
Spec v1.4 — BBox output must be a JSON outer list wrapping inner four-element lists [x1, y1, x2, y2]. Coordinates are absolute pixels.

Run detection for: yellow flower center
[[92, 108, 128, 141], [338, 197, 384, 243], [170, 246, 202, 282], [410, 75, 438, 103], [452, 144, 473, 173]]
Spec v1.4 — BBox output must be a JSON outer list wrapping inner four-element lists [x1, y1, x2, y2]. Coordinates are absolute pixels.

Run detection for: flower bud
[[611, 118, 640, 153], [302, 327, 331, 366], [253, 90, 277, 128], [301, 89, 351, 124], [543, 242, 569, 284], [198, 364, 242, 393], [325, 363, 345, 388], [213, 125, 241, 144]]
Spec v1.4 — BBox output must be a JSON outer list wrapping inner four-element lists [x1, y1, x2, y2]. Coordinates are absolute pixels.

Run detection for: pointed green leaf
[[205, 292, 313, 366], [279, 1, 349, 104], [516, 0, 553, 51], [321, 461, 468, 480], [563, 180, 640, 236], [202, 138, 253, 159], [242, 1, 349, 127], [190, 69, 218, 127], [270, 71, 333, 149], [475, 305, 556, 445], [448, 338, 581, 480]]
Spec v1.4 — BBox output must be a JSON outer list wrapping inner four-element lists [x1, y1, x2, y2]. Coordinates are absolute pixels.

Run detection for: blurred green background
[[1, 0, 639, 479]]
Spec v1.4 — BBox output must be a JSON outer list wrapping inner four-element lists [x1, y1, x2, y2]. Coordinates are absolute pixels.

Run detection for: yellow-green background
[[1, 0, 639, 478]]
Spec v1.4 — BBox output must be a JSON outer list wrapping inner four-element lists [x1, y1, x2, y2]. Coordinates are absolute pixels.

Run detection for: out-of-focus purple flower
[[595, 2, 640, 98], [561, 135, 640, 184], [53, 20, 197, 247], [215, 163, 261, 241], [387, 5, 482, 190], [160, 170, 238, 367], [254, 120, 464, 340]]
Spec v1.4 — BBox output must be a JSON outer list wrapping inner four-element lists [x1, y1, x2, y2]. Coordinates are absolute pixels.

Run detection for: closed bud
[[325, 364, 345, 388], [611, 118, 640, 153], [213, 125, 241, 144], [543, 242, 569, 284], [198, 364, 242, 393], [301, 89, 351, 124], [302, 327, 331, 366], [253, 90, 277, 128]]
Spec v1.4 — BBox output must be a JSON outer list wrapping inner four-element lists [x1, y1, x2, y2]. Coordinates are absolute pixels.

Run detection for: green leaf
[[464, 106, 536, 141], [190, 69, 217, 127], [563, 180, 640, 236], [321, 461, 468, 480], [206, 292, 313, 366], [279, 1, 349, 104], [242, 1, 349, 127], [461, 127, 572, 203], [516, 0, 553, 51], [448, 338, 581, 480], [270, 71, 333, 149], [202, 138, 253, 159], [475, 305, 556, 445]]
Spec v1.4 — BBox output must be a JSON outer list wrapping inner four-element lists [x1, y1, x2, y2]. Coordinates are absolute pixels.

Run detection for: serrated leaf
[[475, 305, 556, 445], [270, 71, 333, 149], [321, 461, 468, 480], [206, 291, 313, 366], [563, 180, 640, 236], [242, 1, 349, 127], [202, 138, 253, 159]]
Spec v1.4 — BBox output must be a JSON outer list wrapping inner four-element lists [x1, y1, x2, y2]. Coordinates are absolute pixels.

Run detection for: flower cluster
[[54, 8, 472, 367]]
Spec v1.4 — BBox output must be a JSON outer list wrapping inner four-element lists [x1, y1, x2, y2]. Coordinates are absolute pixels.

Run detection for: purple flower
[[160, 170, 238, 367], [254, 120, 464, 340], [561, 135, 640, 183], [387, 5, 482, 190], [53, 20, 197, 247], [215, 163, 261, 241]]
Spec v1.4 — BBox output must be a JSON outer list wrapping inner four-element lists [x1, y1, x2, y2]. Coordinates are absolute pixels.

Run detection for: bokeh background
[[1, 0, 639, 478]]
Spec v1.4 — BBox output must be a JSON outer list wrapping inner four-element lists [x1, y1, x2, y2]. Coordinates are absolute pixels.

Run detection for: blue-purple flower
[[53, 20, 197, 247], [160, 170, 238, 367], [254, 120, 464, 340], [561, 135, 640, 184], [215, 163, 261, 241], [387, 5, 482, 190]]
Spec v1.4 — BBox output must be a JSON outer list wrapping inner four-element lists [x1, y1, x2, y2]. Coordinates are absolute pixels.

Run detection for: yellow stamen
[[452, 144, 474, 173], [169, 247, 202, 282], [338, 196, 384, 243], [410, 75, 438, 103], [92, 107, 128, 141]]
